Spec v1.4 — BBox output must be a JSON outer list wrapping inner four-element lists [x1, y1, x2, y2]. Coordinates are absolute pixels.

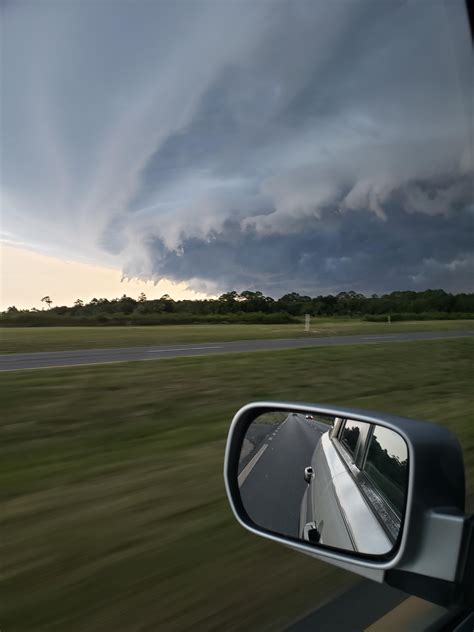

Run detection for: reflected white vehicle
[[299, 418, 408, 555]]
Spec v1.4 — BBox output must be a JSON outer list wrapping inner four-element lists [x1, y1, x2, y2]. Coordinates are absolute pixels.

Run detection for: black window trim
[[337, 418, 371, 468]]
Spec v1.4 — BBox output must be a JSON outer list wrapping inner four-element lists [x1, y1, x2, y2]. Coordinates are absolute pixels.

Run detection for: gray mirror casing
[[224, 402, 473, 607]]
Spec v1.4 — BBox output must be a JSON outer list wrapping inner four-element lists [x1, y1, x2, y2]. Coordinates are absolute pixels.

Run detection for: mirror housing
[[224, 402, 472, 607]]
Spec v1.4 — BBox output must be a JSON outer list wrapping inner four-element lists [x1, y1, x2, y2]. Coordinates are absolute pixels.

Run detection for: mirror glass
[[237, 410, 409, 556]]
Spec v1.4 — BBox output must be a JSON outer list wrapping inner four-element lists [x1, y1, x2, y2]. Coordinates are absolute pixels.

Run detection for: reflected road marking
[[238, 443, 268, 486]]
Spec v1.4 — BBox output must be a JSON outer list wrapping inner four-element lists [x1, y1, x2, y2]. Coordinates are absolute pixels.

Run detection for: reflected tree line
[[365, 435, 408, 515]]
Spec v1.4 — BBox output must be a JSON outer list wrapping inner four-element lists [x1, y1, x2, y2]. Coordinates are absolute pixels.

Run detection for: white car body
[[300, 431, 393, 554]]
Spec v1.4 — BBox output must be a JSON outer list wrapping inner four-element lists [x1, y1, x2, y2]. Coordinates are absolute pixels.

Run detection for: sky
[[0, 242, 207, 310], [1, 0, 473, 309]]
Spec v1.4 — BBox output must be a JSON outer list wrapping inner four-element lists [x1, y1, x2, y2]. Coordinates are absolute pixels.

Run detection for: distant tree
[[74, 299, 84, 308], [53, 305, 69, 315], [138, 292, 147, 303], [238, 290, 272, 313], [218, 291, 238, 302], [216, 291, 239, 313], [7, 305, 18, 312], [158, 294, 175, 313], [117, 294, 137, 314], [41, 296, 53, 309]]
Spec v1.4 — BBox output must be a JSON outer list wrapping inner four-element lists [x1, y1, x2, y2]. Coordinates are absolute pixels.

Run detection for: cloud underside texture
[[2, 0, 473, 294]]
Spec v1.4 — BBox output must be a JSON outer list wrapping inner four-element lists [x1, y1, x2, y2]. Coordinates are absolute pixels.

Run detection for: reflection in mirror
[[237, 410, 408, 556]]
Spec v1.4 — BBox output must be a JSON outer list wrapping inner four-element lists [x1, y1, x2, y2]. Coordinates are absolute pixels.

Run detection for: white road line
[[238, 443, 268, 486], [147, 345, 221, 353], [0, 359, 128, 372]]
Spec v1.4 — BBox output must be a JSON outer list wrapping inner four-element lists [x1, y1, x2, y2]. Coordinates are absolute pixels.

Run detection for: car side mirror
[[224, 402, 474, 608]]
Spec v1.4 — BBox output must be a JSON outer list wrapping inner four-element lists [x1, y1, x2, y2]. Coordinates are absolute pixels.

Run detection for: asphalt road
[[1, 329, 472, 371], [239, 414, 328, 538]]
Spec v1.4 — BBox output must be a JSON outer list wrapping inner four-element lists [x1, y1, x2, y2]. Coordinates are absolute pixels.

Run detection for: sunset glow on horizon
[[0, 243, 211, 311]]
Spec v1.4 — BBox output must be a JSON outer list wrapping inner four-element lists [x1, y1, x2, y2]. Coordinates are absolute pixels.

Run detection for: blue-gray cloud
[[2, 0, 472, 294]]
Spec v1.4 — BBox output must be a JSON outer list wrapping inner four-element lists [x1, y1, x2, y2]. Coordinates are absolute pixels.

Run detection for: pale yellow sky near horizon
[[0, 243, 211, 310]]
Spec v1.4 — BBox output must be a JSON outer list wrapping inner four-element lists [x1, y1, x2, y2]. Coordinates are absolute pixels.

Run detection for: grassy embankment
[[2, 338, 473, 631], [1, 318, 473, 354]]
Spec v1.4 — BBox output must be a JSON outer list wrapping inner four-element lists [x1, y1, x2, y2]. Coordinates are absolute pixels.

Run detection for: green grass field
[[1, 318, 473, 354], [2, 338, 473, 631]]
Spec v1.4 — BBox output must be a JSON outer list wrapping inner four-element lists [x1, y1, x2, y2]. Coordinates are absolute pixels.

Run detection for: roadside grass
[[2, 338, 473, 631], [1, 319, 473, 354]]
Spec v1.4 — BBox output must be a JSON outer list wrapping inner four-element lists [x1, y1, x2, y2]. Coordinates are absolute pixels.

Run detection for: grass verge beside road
[[2, 338, 473, 631], [1, 318, 474, 354]]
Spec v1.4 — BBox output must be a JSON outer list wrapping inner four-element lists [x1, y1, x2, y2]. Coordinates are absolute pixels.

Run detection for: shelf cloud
[[2, 0, 472, 295]]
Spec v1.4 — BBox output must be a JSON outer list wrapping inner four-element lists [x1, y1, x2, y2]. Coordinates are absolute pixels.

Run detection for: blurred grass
[[1, 319, 473, 354], [2, 338, 473, 631]]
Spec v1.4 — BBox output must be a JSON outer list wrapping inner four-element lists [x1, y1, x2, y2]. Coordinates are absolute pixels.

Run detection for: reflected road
[[239, 415, 329, 538]]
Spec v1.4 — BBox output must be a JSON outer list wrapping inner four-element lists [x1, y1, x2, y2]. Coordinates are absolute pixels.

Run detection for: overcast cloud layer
[[2, 0, 473, 295]]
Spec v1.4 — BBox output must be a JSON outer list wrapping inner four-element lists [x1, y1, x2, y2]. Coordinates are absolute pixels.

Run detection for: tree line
[[2, 289, 473, 326]]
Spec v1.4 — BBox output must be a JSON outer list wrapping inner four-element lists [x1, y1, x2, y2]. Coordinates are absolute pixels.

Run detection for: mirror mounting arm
[[385, 512, 473, 609]]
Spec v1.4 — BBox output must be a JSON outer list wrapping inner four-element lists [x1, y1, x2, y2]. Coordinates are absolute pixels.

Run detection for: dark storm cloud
[[2, 0, 472, 293], [130, 176, 473, 295]]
